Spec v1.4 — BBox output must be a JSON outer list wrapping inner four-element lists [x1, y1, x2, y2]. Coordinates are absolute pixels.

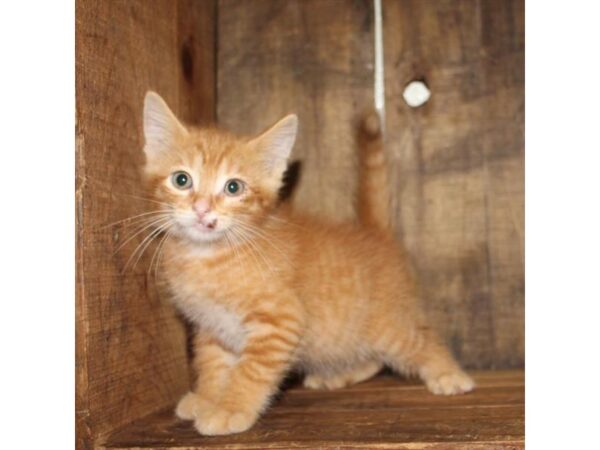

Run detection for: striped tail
[[356, 110, 391, 230]]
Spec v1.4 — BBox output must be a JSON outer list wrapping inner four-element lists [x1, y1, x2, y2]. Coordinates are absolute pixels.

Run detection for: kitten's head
[[142, 91, 297, 245]]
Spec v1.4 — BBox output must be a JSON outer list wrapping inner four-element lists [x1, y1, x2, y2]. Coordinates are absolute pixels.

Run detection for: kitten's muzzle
[[193, 199, 218, 230], [195, 218, 217, 230]]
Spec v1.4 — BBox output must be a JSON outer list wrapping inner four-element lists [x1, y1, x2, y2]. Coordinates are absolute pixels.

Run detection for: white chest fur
[[173, 294, 246, 354]]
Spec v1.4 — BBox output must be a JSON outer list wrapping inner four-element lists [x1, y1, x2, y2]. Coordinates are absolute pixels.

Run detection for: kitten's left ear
[[143, 91, 188, 158], [249, 114, 298, 175]]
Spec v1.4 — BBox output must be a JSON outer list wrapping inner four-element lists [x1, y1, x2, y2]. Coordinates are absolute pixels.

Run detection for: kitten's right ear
[[143, 91, 188, 158]]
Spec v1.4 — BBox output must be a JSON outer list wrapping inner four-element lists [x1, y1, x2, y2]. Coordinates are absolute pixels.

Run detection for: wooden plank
[[106, 443, 523, 450], [382, 0, 524, 368], [277, 385, 523, 411], [217, 0, 374, 221], [105, 371, 524, 449], [76, 1, 215, 447], [177, 0, 217, 126], [336, 370, 524, 390]]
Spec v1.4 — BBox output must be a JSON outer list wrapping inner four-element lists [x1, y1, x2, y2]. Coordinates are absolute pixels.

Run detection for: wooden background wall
[[77, 0, 523, 446], [76, 1, 215, 447], [218, 0, 524, 369]]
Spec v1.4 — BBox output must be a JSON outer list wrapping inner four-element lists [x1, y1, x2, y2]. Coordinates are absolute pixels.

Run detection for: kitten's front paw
[[175, 392, 212, 420], [426, 371, 475, 395], [194, 407, 257, 436]]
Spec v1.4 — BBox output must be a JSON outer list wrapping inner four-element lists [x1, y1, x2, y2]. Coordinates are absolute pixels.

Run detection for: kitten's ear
[[249, 114, 298, 175], [143, 91, 188, 158]]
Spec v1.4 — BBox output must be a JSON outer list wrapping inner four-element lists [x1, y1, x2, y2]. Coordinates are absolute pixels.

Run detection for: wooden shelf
[[104, 370, 524, 449]]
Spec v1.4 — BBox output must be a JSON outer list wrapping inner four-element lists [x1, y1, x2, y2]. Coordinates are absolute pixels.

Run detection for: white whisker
[[148, 227, 171, 280], [113, 215, 172, 255], [238, 212, 304, 229], [125, 220, 174, 273], [231, 219, 293, 268], [113, 192, 174, 209], [224, 230, 249, 287], [154, 229, 174, 280], [99, 209, 173, 229], [232, 226, 275, 276], [229, 228, 268, 280]]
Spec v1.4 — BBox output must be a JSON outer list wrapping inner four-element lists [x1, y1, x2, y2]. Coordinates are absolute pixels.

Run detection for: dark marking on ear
[[278, 160, 302, 203]]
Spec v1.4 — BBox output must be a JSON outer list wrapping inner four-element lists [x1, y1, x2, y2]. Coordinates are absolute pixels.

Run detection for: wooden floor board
[[105, 370, 524, 449]]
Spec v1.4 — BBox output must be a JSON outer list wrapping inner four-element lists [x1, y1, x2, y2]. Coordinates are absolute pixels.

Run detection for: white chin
[[179, 225, 224, 243]]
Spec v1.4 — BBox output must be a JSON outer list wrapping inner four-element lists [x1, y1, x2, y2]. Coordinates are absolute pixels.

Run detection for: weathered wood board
[[382, 0, 524, 368], [76, 1, 215, 448], [105, 370, 525, 449], [218, 0, 375, 221], [218, 0, 524, 369]]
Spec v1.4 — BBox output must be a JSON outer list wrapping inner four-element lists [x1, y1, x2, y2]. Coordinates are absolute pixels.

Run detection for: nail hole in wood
[[403, 79, 431, 108]]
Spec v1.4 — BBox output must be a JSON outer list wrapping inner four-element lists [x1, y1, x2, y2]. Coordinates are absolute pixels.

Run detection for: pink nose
[[193, 199, 217, 229], [193, 199, 211, 218]]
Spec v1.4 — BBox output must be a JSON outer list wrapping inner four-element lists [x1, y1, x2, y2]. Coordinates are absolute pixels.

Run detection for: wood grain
[[76, 1, 215, 448], [218, 0, 524, 369], [105, 370, 524, 449], [218, 0, 375, 221], [382, 0, 524, 368]]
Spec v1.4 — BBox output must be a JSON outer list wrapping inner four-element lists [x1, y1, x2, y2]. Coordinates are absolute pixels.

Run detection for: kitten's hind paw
[[303, 373, 340, 390], [304, 362, 382, 390], [425, 371, 475, 395]]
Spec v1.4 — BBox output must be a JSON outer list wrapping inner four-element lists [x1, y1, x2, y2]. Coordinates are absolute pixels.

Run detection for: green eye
[[224, 179, 244, 196], [171, 171, 192, 189]]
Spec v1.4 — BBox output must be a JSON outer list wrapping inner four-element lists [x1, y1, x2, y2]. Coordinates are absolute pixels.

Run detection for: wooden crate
[[76, 0, 524, 448]]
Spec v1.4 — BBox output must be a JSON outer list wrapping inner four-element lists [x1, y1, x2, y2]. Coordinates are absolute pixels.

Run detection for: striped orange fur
[[141, 92, 474, 436], [357, 110, 391, 230]]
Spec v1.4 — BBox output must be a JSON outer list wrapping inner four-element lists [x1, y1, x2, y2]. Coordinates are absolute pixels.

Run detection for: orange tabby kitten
[[141, 91, 474, 436]]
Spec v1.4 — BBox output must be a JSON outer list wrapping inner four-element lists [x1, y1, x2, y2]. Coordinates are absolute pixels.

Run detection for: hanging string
[[373, 0, 386, 135]]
